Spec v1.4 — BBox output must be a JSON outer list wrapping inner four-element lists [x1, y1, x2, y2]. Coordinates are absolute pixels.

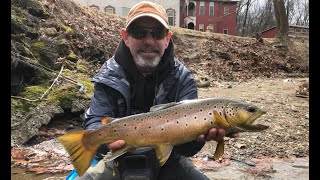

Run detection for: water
[[11, 167, 69, 180]]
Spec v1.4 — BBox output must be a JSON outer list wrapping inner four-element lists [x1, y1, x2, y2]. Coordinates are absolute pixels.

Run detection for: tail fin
[[58, 131, 96, 177]]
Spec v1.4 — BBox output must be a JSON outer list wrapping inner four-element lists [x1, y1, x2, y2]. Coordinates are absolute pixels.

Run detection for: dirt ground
[[194, 77, 309, 179], [11, 77, 309, 180]]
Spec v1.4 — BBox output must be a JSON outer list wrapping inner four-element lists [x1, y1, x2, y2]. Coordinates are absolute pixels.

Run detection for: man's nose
[[143, 31, 156, 43]]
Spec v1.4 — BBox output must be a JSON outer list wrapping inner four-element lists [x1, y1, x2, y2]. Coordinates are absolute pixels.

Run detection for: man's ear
[[121, 28, 130, 46], [165, 31, 172, 47]]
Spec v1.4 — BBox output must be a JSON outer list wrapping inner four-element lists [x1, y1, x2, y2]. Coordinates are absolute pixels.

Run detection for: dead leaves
[[191, 152, 232, 170], [11, 144, 73, 174], [11, 127, 72, 174]]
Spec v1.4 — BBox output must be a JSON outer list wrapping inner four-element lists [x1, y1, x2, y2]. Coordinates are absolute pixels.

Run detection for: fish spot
[[209, 112, 212, 116], [194, 116, 197, 119], [200, 109, 203, 112], [204, 117, 207, 120], [124, 124, 127, 126], [149, 126, 151, 129], [135, 127, 137, 129], [177, 121, 179, 124], [211, 121, 213, 124], [167, 120, 169, 123], [185, 123, 188, 126], [184, 115, 187, 117], [162, 128, 164, 131], [141, 133, 144, 136], [126, 134, 129, 137], [175, 112, 178, 114], [99, 133, 101, 136], [114, 130, 117, 132], [219, 112, 222, 116], [214, 105, 217, 108]]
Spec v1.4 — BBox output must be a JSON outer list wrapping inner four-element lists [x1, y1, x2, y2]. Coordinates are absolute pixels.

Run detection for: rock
[[11, 104, 64, 146]]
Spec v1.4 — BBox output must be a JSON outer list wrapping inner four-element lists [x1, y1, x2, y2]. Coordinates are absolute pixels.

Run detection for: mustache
[[137, 45, 160, 53]]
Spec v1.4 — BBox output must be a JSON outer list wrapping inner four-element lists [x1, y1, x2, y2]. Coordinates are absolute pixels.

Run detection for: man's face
[[121, 17, 172, 74]]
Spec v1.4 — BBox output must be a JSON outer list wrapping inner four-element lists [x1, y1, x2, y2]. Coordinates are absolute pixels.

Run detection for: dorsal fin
[[150, 102, 181, 112]]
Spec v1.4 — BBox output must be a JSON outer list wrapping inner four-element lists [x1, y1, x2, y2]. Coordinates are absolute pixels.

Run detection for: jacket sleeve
[[83, 82, 123, 158], [172, 65, 206, 157], [83, 83, 118, 130]]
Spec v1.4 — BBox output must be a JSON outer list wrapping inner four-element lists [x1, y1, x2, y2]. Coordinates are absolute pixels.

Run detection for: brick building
[[73, 0, 238, 35], [260, 25, 309, 40]]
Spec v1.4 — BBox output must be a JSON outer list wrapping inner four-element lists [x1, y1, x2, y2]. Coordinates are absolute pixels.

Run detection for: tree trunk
[[241, 0, 251, 37], [273, 0, 289, 43]]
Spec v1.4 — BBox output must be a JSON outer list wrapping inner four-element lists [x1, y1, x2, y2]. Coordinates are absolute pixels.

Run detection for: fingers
[[206, 128, 225, 142], [196, 134, 206, 141], [107, 140, 125, 150]]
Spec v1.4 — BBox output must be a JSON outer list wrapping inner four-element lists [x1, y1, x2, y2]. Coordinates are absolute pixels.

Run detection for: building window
[[167, 9, 175, 26], [223, 29, 228, 34], [224, 7, 229, 15], [295, 28, 302, 32], [209, 2, 214, 16], [188, 2, 195, 16], [104, 6, 115, 14], [199, 1, 205, 15], [89, 4, 99, 10], [209, 24, 214, 32], [199, 24, 204, 32], [121, 7, 130, 17]]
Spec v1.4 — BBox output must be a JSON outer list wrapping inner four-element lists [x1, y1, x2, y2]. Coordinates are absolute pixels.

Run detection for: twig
[[39, 65, 64, 100], [295, 94, 309, 98], [11, 96, 41, 102], [230, 157, 256, 167]]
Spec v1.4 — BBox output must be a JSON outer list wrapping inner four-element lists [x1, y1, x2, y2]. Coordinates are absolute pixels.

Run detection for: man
[[75, 1, 236, 180]]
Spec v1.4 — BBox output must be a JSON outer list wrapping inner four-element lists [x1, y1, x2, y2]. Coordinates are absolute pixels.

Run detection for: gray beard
[[133, 54, 161, 74]]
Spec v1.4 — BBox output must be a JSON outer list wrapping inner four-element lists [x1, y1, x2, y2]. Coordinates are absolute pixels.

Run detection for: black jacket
[[83, 39, 205, 163]]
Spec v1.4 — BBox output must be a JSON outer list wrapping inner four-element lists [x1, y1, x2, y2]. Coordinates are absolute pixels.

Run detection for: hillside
[[11, 0, 309, 179]]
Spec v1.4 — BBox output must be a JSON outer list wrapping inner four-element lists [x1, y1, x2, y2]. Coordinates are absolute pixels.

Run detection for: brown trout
[[58, 97, 268, 176]]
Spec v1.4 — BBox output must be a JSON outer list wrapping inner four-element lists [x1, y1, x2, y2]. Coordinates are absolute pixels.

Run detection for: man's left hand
[[196, 128, 239, 142]]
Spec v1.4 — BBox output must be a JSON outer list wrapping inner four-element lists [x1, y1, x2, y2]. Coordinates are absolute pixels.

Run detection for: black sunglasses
[[127, 26, 169, 40]]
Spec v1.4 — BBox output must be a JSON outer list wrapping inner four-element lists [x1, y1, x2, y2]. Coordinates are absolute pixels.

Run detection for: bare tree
[[236, 0, 308, 37], [273, 0, 289, 42], [241, 0, 251, 36]]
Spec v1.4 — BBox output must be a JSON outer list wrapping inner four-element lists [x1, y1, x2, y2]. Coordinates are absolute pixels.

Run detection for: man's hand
[[107, 140, 125, 151], [196, 128, 239, 142]]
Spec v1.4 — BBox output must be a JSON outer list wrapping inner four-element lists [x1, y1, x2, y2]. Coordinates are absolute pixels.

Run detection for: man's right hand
[[107, 140, 125, 150]]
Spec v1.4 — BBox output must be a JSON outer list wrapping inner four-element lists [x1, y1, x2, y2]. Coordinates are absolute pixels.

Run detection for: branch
[[39, 65, 64, 100]]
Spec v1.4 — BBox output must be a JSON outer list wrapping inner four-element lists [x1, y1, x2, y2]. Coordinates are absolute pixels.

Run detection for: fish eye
[[246, 106, 257, 112]]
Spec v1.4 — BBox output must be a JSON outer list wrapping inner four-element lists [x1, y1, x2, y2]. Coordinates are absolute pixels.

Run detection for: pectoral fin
[[213, 139, 225, 160], [155, 144, 173, 166], [101, 145, 133, 162], [239, 124, 269, 131], [213, 110, 229, 128], [101, 117, 113, 125]]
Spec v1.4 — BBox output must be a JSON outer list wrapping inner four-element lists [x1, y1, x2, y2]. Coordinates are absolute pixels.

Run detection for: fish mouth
[[240, 110, 269, 131], [247, 110, 266, 125]]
